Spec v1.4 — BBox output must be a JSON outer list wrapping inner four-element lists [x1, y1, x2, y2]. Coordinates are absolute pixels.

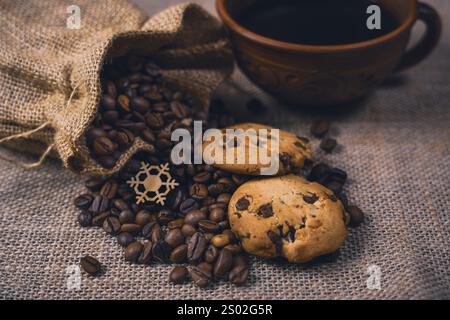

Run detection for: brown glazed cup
[[217, 0, 442, 106]]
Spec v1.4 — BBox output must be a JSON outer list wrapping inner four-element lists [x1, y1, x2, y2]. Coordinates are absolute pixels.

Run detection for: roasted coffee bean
[[184, 209, 207, 226], [125, 242, 143, 263], [189, 183, 208, 200], [166, 189, 184, 210], [116, 130, 134, 149], [78, 211, 92, 227], [100, 180, 118, 199], [209, 207, 225, 222], [213, 248, 233, 279], [303, 194, 318, 204], [141, 128, 156, 144], [324, 180, 343, 194], [232, 255, 248, 268], [138, 241, 153, 264], [168, 218, 185, 229], [229, 265, 249, 285], [169, 266, 188, 284], [310, 119, 330, 138], [202, 196, 216, 207], [164, 228, 185, 248], [209, 202, 226, 211], [347, 205, 364, 227], [146, 113, 164, 129], [231, 174, 248, 186], [207, 183, 224, 196], [217, 193, 231, 204], [120, 223, 141, 235], [92, 211, 110, 227], [320, 138, 337, 153], [218, 220, 230, 230], [80, 255, 102, 276], [74, 194, 93, 210], [257, 203, 273, 217], [117, 95, 130, 112], [204, 245, 219, 264], [211, 234, 230, 248], [90, 195, 109, 213], [235, 197, 250, 211], [86, 127, 107, 142], [181, 224, 197, 237], [105, 81, 117, 98], [117, 232, 134, 247], [112, 198, 129, 211], [222, 229, 237, 243], [130, 97, 151, 114], [193, 172, 211, 183], [170, 101, 190, 119], [157, 209, 176, 225], [118, 210, 135, 224], [224, 244, 242, 255], [84, 176, 105, 191], [103, 217, 121, 235], [308, 163, 331, 183], [92, 136, 117, 156], [135, 210, 153, 226], [330, 168, 347, 184], [187, 232, 208, 263], [152, 241, 172, 263], [97, 156, 116, 169], [141, 221, 156, 239], [179, 198, 199, 215], [217, 177, 235, 193], [102, 110, 119, 124], [190, 265, 212, 288], [198, 220, 220, 233], [169, 244, 188, 264]]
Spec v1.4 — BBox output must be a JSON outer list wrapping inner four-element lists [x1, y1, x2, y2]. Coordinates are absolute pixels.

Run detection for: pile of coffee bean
[[75, 150, 251, 287], [86, 55, 204, 169], [310, 120, 338, 154]]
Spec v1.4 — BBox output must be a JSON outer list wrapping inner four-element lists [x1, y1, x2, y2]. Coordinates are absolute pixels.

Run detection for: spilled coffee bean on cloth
[[75, 55, 363, 288]]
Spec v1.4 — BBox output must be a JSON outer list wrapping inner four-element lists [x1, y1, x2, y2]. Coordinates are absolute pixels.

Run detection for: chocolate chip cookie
[[202, 123, 312, 176], [228, 175, 348, 263]]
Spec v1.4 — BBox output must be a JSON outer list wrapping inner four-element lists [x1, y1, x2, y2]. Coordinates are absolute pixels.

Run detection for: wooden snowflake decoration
[[127, 162, 179, 205]]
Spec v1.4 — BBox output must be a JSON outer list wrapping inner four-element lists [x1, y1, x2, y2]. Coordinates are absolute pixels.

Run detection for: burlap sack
[[0, 0, 233, 175]]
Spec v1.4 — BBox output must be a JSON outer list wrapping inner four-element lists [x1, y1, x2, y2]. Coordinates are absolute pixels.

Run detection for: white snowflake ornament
[[127, 162, 179, 205]]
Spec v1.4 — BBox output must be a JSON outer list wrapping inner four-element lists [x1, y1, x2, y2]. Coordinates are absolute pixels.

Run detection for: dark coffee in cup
[[238, 0, 400, 45]]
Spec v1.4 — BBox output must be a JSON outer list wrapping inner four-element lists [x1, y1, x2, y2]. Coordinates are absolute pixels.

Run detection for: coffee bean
[[117, 232, 134, 247], [146, 113, 164, 129], [303, 194, 318, 204], [105, 81, 117, 98], [169, 244, 188, 264], [347, 205, 364, 227], [218, 220, 230, 230], [116, 130, 134, 149], [184, 209, 207, 226], [138, 241, 153, 264], [90, 195, 109, 213], [78, 211, 92, 227], [231, 174, 248, 186], [165, 228, 185, 248], [125, 242, 143, 263], [181, 224, 196, 237], [168, 218, 185, 229], [211, 234, 230, 248], [235, 197, 250, 211], [207, 183, 224, 196], [189, 183, 208, 200], [93, 136, 117, 156], [157, 209, 176, 225], [204, 245, 219, 264], [229, 265, 249, 285], [74, 194, 93, 210], [112, 199, 129, 211], [217, 177, 235, 193], [169, 266, 188, 284], [92, 211, 110, 227], [187, 232, 208, 263], [232, 255, 248, 268], [179, 198, 199, 215], [117, 95, 130, 113], [120, 223, 141, 235], [209, 207, 225, 222], [308, 163, 331, 183], [213, 248, 233, 279], [135, 210, 153, 226], [216, 193, 231, 204], [80, 255, 102, 276], [310, 120, 330, 138], [257, 203, 273, 217], [103, 217, 121, 235], [152, 241, 172, 263], [193, 172, 211, 183], [130, 97, 151, 114], [102, 110, 119, 124], [198, 220, 220, 233], [100, 180, 118, 199], [222, 229, 237, 243], [117, 209, 134, 224], [320, 138, 337, 153], [84, 176, 105, 191], [97, 156, 116, 169], [224, 244, 242, 255], [190, 265, 211, 288]]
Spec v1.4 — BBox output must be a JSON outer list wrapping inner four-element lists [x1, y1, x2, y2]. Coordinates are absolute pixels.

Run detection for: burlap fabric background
[[0, 0, 449, 299], [0, 0, 232, 175]]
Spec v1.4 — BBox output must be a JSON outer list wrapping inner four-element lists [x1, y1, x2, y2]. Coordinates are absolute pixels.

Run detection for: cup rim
[[216, 0, 417, 53]]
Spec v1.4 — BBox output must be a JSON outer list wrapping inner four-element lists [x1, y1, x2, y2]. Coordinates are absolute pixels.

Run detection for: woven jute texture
[[1, 0, 449, 299], [0, 0, 233, 175]]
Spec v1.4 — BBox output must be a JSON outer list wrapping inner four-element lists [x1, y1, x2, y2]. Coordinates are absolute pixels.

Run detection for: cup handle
[[396, 2, 442, 71]]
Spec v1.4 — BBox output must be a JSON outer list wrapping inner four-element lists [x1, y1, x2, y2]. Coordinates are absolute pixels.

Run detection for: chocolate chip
[[257, 203, 273, 218], [303, 194, 318, 204], [235, 197, 250, 211]]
